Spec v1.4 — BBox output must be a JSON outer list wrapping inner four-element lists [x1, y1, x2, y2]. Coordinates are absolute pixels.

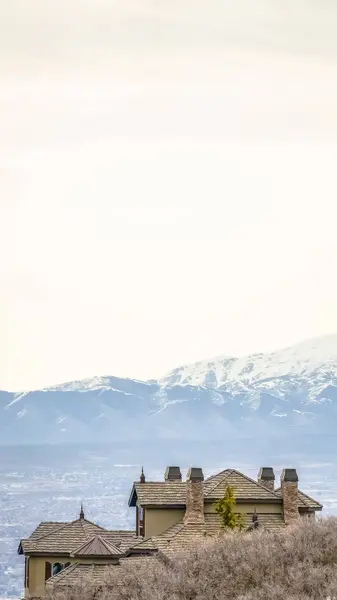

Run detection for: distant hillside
[[1, 335, 337, 445]]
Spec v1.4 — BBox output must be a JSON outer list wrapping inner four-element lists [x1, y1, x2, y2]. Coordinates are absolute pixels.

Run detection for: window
[[45, 562, 71, 581], [139, 506, 145, 537], [25, 557, 30, 589], [52, 562, 71, 576], [45, 562, 52, 582]]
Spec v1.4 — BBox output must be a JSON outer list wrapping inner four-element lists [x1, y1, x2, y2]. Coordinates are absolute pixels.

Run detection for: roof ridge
[[72, 533, 122, 556], [80, 518, 107, 531], [72, 533, 97, 555], [161, 521, 185, 540], [204, 470, 227, 483], [106, 530, 137, 534], [28, 517, 106, 546], [132, 520, 185, 549], [28, 520, 72, 543], [204, 468, 281, 499], [48, 562, 78, 584], [203, 469, 232, 497], [96, 535, 123, 554], [79, 519, 87, 538], [229, 469, 281, 498], [136, 481, 185, 485]]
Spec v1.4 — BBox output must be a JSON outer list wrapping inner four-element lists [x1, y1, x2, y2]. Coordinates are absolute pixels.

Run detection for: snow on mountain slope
[[159, 334, 337, 400], [43, 375, 153, 393], [1, 335, 337, 445]]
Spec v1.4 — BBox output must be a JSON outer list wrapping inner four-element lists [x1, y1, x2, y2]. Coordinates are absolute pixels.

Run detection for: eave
[[298, 505, 323, 512], [18, 550, 73, 557], [134, 498, 282, 509], [220, 498, 282, 505], [125, 548, 158, 556], [128, 483, 137, 507], [72, 555, 122, 561], [142, 503, 186, 509]]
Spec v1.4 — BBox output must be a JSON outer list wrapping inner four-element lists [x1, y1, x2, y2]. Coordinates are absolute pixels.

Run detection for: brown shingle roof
[[204, 469, 281, 501], [18, 518, 141, 556], [20, 518, 105, 554], [130, 469, 281, 507], [133, 512, 285, 555], [72, 535, 123, 557], [29, 522, 67, 540], [102, 531, 143, 553], [129, 481, 186, 506], [46, 556, 155, 589], [274, 487, 323, 510]]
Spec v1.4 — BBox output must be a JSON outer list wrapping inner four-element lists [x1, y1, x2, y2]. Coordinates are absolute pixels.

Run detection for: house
[[18, 465, 322, 598]]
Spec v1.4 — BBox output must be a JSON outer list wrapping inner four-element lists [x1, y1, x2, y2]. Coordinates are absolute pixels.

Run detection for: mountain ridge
[[1, 334, 337, 445]]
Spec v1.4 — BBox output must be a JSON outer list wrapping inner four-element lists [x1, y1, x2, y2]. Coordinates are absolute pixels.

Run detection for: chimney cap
[[258, 467, 275, 481], [186, 467, 204, 482], [281, 468, 298, 482], [165, 466, 182, 481]]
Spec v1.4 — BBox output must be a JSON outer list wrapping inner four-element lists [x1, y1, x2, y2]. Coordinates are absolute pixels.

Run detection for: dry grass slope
[[47, 517, 337, 600]]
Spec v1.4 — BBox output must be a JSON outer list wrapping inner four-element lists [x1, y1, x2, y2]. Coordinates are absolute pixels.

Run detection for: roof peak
[[204, 468, 281, 499], [72, 534, 123, 557]]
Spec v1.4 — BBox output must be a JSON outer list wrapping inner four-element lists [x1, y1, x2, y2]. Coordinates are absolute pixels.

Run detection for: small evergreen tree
[[214, 485, 245, 530]]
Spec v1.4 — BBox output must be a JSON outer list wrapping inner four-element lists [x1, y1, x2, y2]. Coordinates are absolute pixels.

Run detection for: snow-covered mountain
[[161, 334, 337, 400], [1, 335, 337, 445]]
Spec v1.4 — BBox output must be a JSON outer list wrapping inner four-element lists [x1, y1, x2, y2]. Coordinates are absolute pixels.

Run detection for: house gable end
[[204, 469, 281, 501]]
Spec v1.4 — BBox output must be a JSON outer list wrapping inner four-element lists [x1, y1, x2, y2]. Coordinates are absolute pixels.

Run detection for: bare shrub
[[47, 517, 337, 600]]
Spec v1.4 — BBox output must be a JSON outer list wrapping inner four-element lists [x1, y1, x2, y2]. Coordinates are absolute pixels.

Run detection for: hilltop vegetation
[[48, 517, 337, 600]]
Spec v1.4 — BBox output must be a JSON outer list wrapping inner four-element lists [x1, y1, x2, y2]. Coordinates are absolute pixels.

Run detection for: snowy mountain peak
[[159, 334, 337, 395], [41, 375, 150, 393], [43, 376, 118, 393], [1, 334, 337, 445]]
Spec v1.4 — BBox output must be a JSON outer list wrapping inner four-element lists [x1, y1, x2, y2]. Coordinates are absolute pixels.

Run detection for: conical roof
[[72, 535, 123, 557]]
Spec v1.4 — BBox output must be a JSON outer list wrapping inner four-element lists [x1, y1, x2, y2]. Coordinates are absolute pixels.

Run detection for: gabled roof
[[204, 469, 281, 501], [274, 487, 323, 510], [19, 518, 105, 555], [18, 517, 141, 556], [129, 481, 186, 507], [129, 469, 281, 507], [72, 535, 123, 557], [133, 512, 285, 556]]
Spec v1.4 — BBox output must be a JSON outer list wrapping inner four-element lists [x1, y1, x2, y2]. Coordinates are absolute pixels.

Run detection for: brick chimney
[[184, 467, 205, 525], [165, 466, 182, 481], [281, 469, 299, 525], [258, 467, 275, 491]]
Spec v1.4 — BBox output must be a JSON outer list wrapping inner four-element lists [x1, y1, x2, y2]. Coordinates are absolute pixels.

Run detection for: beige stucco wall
[[27, 556, 71, 598], [26, 556, 114, 598], [204, 502, 283, 514], [143, 503, 282, 539], [144, 508, 185, 538]]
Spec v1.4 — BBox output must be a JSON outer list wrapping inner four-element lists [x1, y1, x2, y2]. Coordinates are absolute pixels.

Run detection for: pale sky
[[1, 0, 337, 391]]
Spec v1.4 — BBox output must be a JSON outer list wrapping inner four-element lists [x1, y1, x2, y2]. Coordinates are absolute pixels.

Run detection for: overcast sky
[[1, 0, 337, 391]]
